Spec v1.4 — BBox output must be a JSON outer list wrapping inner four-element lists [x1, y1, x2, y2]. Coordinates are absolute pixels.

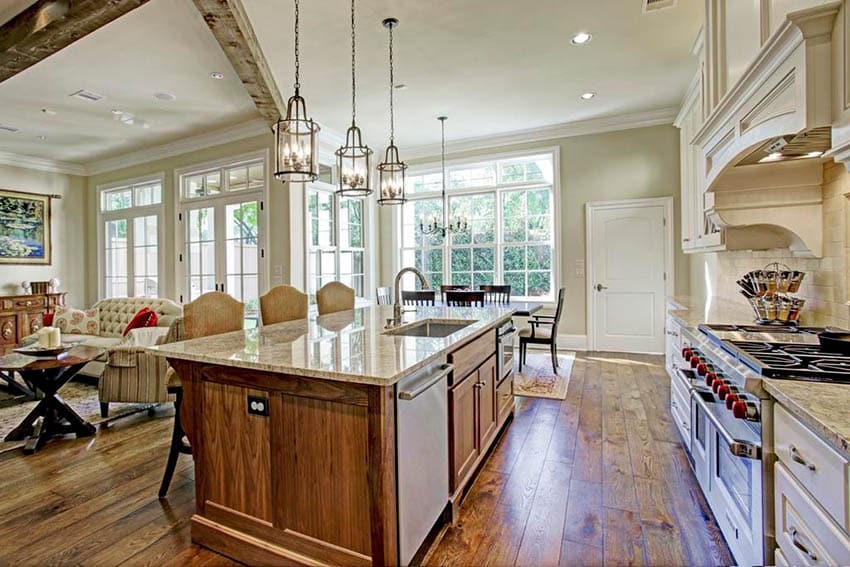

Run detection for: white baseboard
[[525, 334, 588, 351]]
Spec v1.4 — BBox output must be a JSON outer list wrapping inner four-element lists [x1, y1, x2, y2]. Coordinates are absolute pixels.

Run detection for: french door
[[178, 195, 265, 319]]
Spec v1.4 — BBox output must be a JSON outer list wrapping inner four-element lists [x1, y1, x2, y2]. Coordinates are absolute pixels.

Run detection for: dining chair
[[480, 284, 511, 304], [402, 290, 436, 306], [260, 285, 308, 324], [316, 282, 356, 315], [160, 291, 244, 498], [519, 287, 565, 373], [440, 284, 467, 302], [445, 290, 485, 307], [376, 286, 392, 305]]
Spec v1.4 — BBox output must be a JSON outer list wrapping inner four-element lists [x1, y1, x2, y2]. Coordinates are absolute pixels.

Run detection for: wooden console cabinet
[[0, 292, 66, 353]]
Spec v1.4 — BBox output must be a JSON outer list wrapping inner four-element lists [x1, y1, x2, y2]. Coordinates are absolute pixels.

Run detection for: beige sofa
[[26, 297, 182, 416]]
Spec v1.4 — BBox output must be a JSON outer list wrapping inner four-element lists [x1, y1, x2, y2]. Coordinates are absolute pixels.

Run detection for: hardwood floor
[[0, 352, 732, 566]]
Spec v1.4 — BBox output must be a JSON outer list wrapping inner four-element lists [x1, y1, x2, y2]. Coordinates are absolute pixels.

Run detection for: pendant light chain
[[293, 0, 300, 92], [350, 0, 357, 126], [388, 22, 395, 143]]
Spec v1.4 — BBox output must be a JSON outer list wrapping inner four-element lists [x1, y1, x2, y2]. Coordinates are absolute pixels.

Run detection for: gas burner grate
[[809, 359, 850, 373], [779, 345, 828, 356], [730, 341, 775, 353]]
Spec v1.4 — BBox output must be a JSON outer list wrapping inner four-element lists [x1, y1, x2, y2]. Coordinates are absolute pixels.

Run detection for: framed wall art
[[0, 189, 52, 265]]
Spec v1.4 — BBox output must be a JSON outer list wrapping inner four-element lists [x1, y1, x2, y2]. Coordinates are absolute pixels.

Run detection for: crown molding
[[402, 107, 679, 160], [0, 150, 86, 176], [85, 118, 272, 175]]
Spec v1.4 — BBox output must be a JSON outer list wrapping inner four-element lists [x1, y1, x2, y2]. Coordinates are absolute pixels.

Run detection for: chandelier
[[376, 17, 406, 206], [272, 0, 320, 183], [420, 116, 468, 237], [336, 0, 373, 197]]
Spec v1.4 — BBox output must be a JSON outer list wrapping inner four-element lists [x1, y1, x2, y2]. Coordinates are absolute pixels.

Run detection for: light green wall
[[378, 124, 689, 336], [85, 134, 291, 307], [0, 164, 88, 307]]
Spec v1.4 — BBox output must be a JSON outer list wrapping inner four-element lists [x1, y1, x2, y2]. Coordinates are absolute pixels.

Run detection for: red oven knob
[[705, 372, 716, 387], [731, 401, 747, 419], [717, 385, 730, 400], [682, 348, 693, 361], [711, 379, 724, 393], [696, 363, 707, 376], [725, 393, 739, 409], [690, 356, 701, 369]]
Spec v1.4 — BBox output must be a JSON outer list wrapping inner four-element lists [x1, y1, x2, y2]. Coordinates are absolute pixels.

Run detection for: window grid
[[400, 153, 556, 301]]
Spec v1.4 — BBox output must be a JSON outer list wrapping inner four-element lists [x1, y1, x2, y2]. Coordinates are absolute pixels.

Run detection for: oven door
[[691, 391, 764, 567], [497, 321, 516, 381]]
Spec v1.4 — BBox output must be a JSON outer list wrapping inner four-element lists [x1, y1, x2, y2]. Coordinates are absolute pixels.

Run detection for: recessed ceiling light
[[37, 135, 47, 140], [580, 91, 596, 100], [154, 92, 176, 102], [394, 83, 407, 90], [210, 72, 224, 80], [806, 151, 824, 158], [571, 31, 593, 45], [41, 108, 57, 116], [111, 109, 123, 115], [768, 151, 783, 159]]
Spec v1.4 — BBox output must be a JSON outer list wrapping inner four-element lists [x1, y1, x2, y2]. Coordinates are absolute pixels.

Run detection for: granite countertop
[[150, 304, 513, 386], [763, 379, 850, 459], [668, 295, 850, 460], [668, 294, 756, 329]]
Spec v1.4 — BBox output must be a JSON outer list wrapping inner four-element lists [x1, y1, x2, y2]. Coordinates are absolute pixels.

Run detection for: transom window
[[400, 152, 557, 301], [306, 182, 367, 300], [182, 161, 264, 199], [98, 177, 164, 298]]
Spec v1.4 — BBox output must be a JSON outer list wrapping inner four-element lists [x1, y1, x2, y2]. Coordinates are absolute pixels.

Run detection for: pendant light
[[376, 17, 406, 206], [420, 116, 468, 237], [336, 0, 373, 197], [273, 0, 320, 183]]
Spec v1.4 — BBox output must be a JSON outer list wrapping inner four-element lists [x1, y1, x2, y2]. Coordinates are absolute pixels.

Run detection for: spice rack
[[737, 262, 806, 325]]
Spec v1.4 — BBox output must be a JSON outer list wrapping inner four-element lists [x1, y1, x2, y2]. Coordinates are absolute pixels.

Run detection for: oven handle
[[691, 392, 761, 460]]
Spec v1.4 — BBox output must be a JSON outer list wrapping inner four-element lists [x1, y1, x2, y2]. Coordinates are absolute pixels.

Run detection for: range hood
[[692, 3, 840, 258]]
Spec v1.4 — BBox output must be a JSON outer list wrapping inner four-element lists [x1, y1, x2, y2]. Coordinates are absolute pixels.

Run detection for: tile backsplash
[[714, 162, 850, 329]]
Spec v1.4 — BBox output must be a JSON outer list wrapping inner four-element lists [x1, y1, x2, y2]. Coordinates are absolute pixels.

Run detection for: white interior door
[[587, 198, 670, 353]]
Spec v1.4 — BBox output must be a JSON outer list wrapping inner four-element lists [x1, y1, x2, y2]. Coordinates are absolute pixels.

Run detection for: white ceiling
[[0, 0, 703, 167], [0, 0, 35, 26], [243, 0, 704, 149], [0, 0, 258, 163]]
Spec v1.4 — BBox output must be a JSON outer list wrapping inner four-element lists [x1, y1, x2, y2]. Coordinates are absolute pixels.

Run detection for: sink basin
[[385, 319, 474, 338]]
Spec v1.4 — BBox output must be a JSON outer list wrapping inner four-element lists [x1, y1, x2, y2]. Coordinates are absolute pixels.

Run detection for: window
[[183, 161, 263, 199], [399, 152, 557, 300], [306, 183, 369, 299], [99, 177, 163, 298]]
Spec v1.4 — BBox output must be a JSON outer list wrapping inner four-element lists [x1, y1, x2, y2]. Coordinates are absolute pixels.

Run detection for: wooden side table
[[0, 292, 67, 355]]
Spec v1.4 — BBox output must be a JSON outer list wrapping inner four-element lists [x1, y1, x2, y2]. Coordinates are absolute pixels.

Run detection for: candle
[[49, 327, 61, 348], [38, 327, 50, 348]]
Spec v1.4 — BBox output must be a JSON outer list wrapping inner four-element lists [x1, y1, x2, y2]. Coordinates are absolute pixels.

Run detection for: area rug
[[0, 378, 156, 454], [513, 351, 576, 400]]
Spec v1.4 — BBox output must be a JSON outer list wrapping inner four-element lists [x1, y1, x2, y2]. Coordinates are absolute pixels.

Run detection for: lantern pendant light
[[273, 0, 320, 183], [376, 17, 406, 206], [419, 116, 469, 237], [336, 0, 373, 197]]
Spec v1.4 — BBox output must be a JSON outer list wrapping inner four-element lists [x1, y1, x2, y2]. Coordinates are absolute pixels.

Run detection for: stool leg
[[158, 390, 184, 499], [100, 402, 109, 418]]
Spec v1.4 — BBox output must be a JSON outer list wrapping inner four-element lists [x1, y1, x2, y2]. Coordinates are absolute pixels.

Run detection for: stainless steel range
[[671, 322, 850, 567]]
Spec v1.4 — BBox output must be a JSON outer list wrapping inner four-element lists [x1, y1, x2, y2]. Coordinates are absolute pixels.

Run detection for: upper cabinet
[[676, 0, 843, 257]]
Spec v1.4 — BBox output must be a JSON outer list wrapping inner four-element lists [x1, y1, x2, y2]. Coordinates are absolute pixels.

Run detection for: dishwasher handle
[[398, 364, 453, 401]]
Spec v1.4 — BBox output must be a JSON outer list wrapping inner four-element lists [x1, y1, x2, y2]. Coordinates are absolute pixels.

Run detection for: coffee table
[[0, 346, 103, 454]]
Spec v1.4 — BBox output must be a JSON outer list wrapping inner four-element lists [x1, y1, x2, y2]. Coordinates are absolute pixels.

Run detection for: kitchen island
[[151, 304, 515, 566]]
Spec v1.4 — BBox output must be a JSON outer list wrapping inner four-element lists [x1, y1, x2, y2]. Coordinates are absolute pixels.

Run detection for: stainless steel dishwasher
[[396, 362, 452, 566]]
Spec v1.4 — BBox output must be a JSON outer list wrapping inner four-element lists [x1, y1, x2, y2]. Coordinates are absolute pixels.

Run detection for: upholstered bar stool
[[260, 285, 308, 324], [159, 291, 244, 498], [316, 282, 355, 315]]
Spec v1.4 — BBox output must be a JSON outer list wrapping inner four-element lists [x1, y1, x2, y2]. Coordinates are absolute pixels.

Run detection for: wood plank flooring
[[0, 352, 732, 566]]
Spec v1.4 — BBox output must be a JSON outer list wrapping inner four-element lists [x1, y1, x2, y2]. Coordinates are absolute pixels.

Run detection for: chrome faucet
[[390, 267, 430, 326]]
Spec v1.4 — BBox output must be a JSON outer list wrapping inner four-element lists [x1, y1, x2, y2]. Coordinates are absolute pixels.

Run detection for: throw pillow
[[123, 307, 159, 336], [43, 312, 54, 326], [54, 306, 100, 335]]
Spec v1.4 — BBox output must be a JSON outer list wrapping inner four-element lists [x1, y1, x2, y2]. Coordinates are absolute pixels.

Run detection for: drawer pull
[[789, 527, 818, 562], [789, 445, 817, 471]]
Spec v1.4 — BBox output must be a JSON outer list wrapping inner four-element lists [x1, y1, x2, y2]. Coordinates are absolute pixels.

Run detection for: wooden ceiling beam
[[191, 0, 284, 126], [0, 0, 151, 84]]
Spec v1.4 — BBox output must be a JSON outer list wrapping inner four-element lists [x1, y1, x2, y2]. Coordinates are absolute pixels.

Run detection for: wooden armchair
[[316, 282, 355, 315], [445, 290, 485, 307], [519, 287, 565, 373], [402, 290, 436, 306], [480, 284, 511, 304], [376, 287, 392, 305], [440, 284, 467, 302], [260, 285, 308, 324]]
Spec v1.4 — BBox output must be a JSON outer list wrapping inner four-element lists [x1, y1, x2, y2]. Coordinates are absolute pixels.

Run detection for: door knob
[[596, 284, 608, 292]]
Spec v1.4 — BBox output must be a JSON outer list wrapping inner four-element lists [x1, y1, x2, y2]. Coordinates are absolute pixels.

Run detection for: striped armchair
[[97, 313, 184, 418]]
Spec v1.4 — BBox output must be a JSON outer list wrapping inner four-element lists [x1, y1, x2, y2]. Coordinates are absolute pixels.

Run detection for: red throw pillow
[[43, 313, 54, 326], [123, 307, 158, 336]]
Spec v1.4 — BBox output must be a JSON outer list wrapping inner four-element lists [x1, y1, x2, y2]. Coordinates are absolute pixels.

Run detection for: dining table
[[433, 299, 544, 317]]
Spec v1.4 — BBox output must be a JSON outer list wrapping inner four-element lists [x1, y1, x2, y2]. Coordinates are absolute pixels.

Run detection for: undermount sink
[[385, 319, 474, 338]]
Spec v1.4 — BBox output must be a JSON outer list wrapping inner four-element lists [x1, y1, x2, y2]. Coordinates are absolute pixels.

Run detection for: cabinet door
[[478, 355, 498, 450], [450, 372, 479, 492]]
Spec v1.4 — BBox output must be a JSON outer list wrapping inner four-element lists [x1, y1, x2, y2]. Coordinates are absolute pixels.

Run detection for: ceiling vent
[[643, 0, 677, 13], [69, 89, 104, 102], [0, 125, 19, 133]]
